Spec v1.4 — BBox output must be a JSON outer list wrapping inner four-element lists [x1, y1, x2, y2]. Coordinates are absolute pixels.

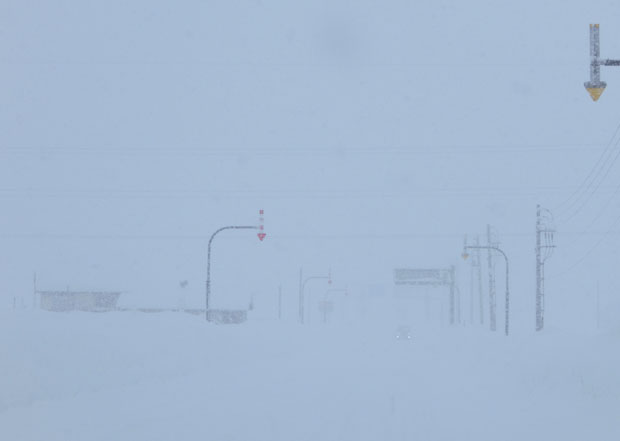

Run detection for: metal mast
[[467, 235, 483, 325], [535, 205, 555, 331], [475, 235, 484, 325], [585, 24, 620, 101]]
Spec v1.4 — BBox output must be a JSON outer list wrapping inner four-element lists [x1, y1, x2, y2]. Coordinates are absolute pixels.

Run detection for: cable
[[554, 119, 620, 223], [559, 139, 620, 225], [0, 186, 579, 200], [548, 208, 620, 279], [0, 143, 611, 156]]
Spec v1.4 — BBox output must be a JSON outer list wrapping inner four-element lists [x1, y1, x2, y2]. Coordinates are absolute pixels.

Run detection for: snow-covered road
[[2, 311, 618, 441]]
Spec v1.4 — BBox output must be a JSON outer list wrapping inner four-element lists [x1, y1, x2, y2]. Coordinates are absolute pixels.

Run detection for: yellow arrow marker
[[586, 87, 605, 101]]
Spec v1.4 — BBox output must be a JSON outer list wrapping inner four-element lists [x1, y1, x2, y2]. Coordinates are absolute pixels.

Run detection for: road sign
[[394, 268, 453, 286], [585, 24, 620, 101], [258, 209, 266, 241]]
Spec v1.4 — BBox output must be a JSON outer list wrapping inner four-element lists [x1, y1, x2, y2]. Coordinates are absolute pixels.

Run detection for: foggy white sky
[[2, 0, 620, 330]]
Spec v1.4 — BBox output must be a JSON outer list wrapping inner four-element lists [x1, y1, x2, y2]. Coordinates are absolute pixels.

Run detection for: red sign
[[258, 209, 265, 241]]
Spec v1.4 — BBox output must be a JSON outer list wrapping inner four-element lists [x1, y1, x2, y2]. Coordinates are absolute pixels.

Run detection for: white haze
[[1, 0, 619, 439]]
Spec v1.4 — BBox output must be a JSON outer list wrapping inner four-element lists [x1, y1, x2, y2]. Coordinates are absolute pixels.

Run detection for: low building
[[39, 290, 121, 312]]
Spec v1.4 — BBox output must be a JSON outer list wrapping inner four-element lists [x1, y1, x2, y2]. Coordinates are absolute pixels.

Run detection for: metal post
[[503, 251, 510, 336], [298, 268, 303, 324], [278, 285, 282, 320], [584, 24, 620, 100], [469, 251, 474, 325], [33, 272, 37, 310], [475, 236, 484, 325], [536, 205, 543, 331], [585, 24, 606, 101], [535, 206, 555, 331], [205, 225, 258, 321], [463, 244, 510, 336], [300, 275, 329, 324], [456, 285, 461, 325], [486, 225, 497, 332], [449, 266, 455, 325], [591, 24, 601, 84], [596, 281, 600, 329]]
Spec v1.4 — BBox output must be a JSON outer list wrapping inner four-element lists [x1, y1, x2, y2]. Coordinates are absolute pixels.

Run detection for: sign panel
[[394, 268, 453, 286]]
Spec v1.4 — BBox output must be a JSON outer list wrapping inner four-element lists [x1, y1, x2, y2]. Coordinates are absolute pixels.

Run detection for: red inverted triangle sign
[[257, 233, 266, 241]]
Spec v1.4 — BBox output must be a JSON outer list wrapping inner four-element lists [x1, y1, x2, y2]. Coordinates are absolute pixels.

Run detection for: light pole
[[299, 275, 329, 324], [462, 244, 510, 336], [206, 225, 258, 321]]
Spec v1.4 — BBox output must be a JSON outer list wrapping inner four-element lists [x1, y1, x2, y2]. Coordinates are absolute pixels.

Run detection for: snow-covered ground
[[2, 310, 618, 441]]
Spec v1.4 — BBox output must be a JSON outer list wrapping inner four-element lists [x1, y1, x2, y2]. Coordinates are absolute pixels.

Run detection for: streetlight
[[462, 244, 510, 336], [206, 225, 259, 321], [299, 275, 330, 324]]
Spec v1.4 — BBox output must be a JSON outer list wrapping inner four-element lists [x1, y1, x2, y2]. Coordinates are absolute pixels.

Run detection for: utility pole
[[450, 266, 456, 325], [596, 281, 600, 329], [469, 237, 474, 325], [536, 207, 541, 330], [487, 225, 497, 332], [298, 268, 303, 323], [456, 285, 461, 325], [535, 205, 555, 331], [278, 285, 282, 320], [467, 235, 483, 325], [449, 265, 456, 325], [475, 236, 484, 325], [33, 272, 38, 310]]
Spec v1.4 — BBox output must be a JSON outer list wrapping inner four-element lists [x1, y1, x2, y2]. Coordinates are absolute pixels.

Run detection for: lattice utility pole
[[536, 205, 555, 331], [466, 235, 484, 326]]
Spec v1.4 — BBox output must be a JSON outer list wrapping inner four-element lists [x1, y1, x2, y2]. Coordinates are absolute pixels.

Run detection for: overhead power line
[[548, 208, 620, 280], [554, 118, 620, 224], [0, 143, 611, 156]]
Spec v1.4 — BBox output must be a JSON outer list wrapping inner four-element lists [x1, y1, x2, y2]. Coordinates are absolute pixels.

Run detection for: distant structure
[[39, 290, 121, 312], [394, 267, 457, 325]]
